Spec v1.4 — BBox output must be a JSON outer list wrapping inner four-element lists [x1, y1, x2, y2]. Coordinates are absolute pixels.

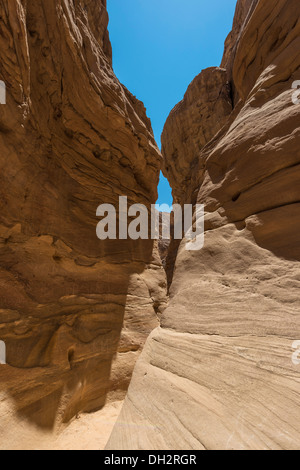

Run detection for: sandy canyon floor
[[1, 399, 123, 451]]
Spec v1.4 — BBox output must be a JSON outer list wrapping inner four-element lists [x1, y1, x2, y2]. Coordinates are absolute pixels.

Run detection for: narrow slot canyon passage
[[1, 0, 300, 451], [106, 0, 238, 213]]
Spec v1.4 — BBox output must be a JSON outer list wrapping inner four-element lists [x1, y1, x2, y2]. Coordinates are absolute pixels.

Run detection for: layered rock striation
[[108, 0, 300, 450], [0, 0, 167, 447]]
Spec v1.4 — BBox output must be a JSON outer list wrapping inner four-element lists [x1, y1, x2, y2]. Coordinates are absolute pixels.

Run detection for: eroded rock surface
[[0, 0, 167, 447], [108, 0, 300, 450]]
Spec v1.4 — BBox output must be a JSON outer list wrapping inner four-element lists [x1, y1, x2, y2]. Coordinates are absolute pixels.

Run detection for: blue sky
[[107, 0, 238, 206]]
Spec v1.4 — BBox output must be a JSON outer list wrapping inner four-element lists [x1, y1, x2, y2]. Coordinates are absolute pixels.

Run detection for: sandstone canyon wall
[[108, 0, 300, 450], [0, 0, 167, 448]]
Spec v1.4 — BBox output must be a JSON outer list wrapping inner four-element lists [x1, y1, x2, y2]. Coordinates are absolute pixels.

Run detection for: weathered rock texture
[[0, 0, 167, 448], [108, 0, 300, 450]]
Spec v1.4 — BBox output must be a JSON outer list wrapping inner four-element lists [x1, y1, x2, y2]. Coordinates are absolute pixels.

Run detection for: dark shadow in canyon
[[0, 233, 156, 430]]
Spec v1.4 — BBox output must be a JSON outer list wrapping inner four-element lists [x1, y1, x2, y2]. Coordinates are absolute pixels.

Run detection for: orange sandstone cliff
[[0, 0, 167, 448]]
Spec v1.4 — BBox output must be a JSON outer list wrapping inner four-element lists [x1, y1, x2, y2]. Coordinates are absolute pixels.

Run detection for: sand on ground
[[0, 395, 123, 450], [48, 401, 124, 450]]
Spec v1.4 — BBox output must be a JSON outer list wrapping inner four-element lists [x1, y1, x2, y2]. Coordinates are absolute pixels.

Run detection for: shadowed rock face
[[108, 0, 300, 450], [0, 0, 167, 442]]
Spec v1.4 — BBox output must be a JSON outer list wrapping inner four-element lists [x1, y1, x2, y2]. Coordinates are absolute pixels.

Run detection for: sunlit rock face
[[108, 0, 300, 450], [0, 0, 167, 445]]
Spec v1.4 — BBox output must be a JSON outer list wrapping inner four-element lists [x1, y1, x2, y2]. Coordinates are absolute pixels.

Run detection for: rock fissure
[[0, 0, 300, 451]]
